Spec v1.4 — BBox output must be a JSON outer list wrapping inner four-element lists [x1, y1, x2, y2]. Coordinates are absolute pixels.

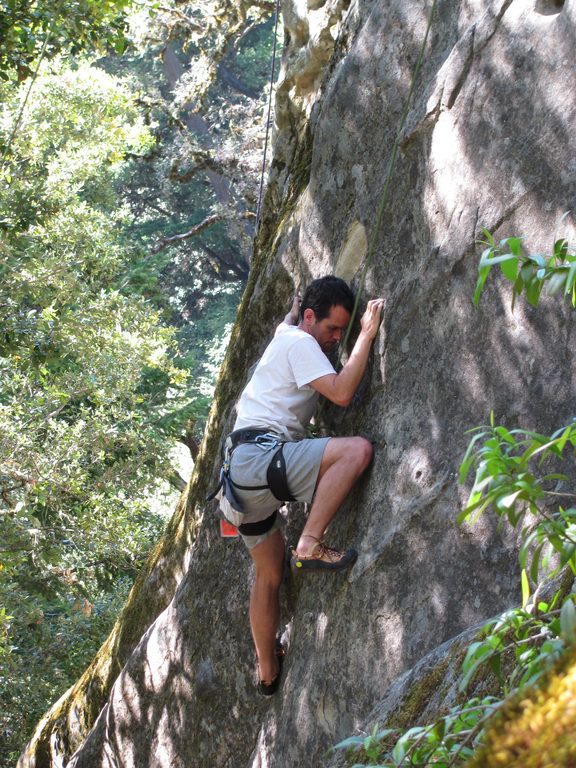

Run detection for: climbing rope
[[338, 0, 438, 358], [254, 0, 282, 234], [312, 0, 437, 431]]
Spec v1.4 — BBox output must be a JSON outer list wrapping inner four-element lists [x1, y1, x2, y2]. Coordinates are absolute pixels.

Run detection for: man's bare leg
[[249, 528, 285, 684], [296, 436, 373, 557], [250, 437, 371, 675]]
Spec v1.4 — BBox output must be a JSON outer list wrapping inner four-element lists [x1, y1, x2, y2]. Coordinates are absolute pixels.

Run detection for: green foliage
[[0, 4, 273, 762], [0, 60, 188, 765], [459, 417, 576, 592], [474, 228, 576, 308], [232, 15, 281, 93], [333, 699, 501, 766], [459, 598, 568, 696], [454, 229, 576, 758], [0, 59, 184, 589], [102, 1, 274, 303], [0, 0, 133, 82], [0, 579, 132, 766], [175, 281, 243, 416]]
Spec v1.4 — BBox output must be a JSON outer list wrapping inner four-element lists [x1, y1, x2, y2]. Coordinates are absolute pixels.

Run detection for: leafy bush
[[474, 228, 576, 308]]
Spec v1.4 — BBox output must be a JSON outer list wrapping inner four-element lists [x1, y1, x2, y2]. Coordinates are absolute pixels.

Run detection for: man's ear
[[302, 307, 316, 325]]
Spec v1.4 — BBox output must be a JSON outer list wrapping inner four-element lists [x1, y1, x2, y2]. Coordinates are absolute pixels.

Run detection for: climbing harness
[[208, 427, 295, 538], [207, 427, 296, 512], [254, 0, 282, 233]]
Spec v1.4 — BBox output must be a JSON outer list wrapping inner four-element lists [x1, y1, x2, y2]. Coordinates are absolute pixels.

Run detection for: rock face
[[20, 0, 576, 766]]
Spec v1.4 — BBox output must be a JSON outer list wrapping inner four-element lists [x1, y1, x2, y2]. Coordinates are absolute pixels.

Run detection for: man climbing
[[218, 276, 384, 695]]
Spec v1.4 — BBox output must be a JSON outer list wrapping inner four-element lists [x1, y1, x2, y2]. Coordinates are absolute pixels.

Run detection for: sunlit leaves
[[0, 58, 187, 667], [0, 57, 196, 763], [458, 419, 576, 532], [458, 600, 568, 700], [0, 578, 133, 764], [333, 698, 501, 767], [473, 228, 576, 308], [0, 0, 133, 82], [446, 232, 576, 764]]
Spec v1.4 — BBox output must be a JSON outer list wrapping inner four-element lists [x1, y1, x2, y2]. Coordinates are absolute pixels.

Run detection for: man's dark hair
[[300, 276, 355, 321]]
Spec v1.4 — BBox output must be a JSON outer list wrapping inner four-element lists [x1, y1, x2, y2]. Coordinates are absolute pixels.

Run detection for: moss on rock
[[466, 642, 576, 768]]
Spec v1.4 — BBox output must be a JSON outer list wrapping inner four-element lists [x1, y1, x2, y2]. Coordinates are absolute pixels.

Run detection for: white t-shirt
[[234, 323, 336, 440]]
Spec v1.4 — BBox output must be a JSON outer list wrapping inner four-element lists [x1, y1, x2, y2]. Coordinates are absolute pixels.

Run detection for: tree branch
[[156, 5, 204, 35], [167, 469, 187, 493], [150, 211, 255, 255], [217, 63, 259, 98], [200, 243, 249, 279], [168, 152, 238, 184]]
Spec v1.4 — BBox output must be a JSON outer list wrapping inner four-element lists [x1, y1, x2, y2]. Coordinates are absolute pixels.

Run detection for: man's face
[[306, 305, 351, 354]]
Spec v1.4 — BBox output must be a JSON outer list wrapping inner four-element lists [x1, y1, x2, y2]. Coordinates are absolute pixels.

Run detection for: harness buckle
[[253, 432, 282, 450]]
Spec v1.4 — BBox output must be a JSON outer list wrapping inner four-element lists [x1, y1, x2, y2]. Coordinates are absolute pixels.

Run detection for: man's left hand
[[360, 298, 384, 340]]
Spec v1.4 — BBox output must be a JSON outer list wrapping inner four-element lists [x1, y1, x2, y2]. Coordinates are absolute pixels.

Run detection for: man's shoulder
[[271, 324, 315, 351], [272, 328, 328, 367], [274, 323, 308, 340], [274, 324, 320, 349]]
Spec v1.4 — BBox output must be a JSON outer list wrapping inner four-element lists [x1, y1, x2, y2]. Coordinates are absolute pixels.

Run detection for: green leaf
[[530, 253, 547, 268], [333, 735, 365, 751], [560, 600, 576, 640], [494, 425, 516, 444], [460, 642, 494, 691], [525, 277, 543, 307], [521, 568, 530, 608], [566, 261, 576, 296], [499, 256, 519, 281], [480, 252, 519, 267], [489, 652, 503, 682], [496, 490, 522, 510], [474, 265, 491, 305], [547, 268, 567, 295], [529, 542, 545, 584], [480, 228, 496, 248], [506, 237, 523, 257], [459, 430, 488, 483], [431, 718, 446, 741], [553, 237, 568, 261]]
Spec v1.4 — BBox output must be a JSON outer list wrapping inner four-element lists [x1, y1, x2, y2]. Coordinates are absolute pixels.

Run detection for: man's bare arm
[[283, 294, 301, 326], [275, 294, 301, 333], [309, 298, 384, 407]]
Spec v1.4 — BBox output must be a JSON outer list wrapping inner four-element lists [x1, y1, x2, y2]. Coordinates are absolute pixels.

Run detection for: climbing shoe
[[257, 639, 285, 697], [290, 539, 358, 572]]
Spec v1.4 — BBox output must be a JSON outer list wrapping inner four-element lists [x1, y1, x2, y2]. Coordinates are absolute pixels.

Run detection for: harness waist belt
[[228, 428, 280, 449]]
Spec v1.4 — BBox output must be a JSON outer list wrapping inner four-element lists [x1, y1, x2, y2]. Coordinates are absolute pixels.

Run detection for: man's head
[[299, 276, 355, 353], [299, 276, 355, 321]]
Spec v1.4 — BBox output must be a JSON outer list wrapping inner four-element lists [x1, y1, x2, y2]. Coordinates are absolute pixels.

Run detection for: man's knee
[[321, 436, 373, 475], [250, 530, 285, 588], [350, 436, 373, 472], [253, 558, 284, 591]]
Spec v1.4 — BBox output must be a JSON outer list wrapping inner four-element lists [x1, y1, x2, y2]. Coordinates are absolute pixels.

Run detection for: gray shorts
[[219, 436, 331, 549]]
